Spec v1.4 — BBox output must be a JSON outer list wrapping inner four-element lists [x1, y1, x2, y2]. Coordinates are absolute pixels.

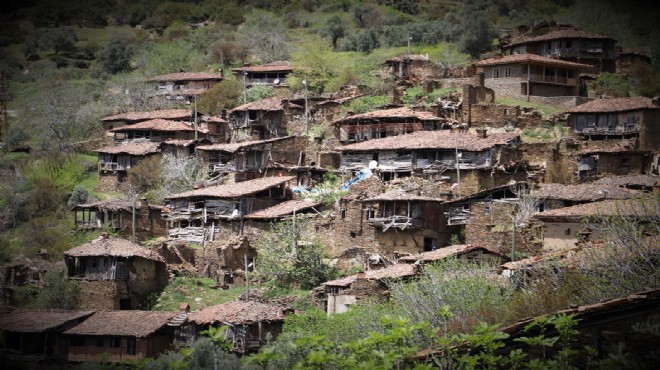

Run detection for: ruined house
[[100, 109, 194, 133], [71, 198, 166, 240], [397, 244, 510, 265], [473, 54, 592, 102], [338, 130, 525, 194], [176, 301, 292, 353], [64, 236, 168, 310], [0, 309, 94, 366], [109, 119, 202, 145], [361, 192, 449, 255], [160, 138, 211, 159], [532, 198, 657, 251], [148, 71, 223, 102], [228, 97, 302, 142], [576, 147, 651, 182], [64, 310, 176, 363], [499, 22, 617, 73], [322, 263, 419, 315], [163, 176, 295, 243], [195, 136, 306, 181], [565, 97, 660, 151], [615, 46, 653, 76], [198, 114, 230, 143], [95, 142, 160, 191], [332, 107, 448, 144], [0, 258, 52, 306], [231, 61, 293, 87], [532, 182, 645, 212], [382, 54, 438, 82]]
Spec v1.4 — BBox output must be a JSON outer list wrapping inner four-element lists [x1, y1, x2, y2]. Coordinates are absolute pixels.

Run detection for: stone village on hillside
[[1, 20, 659, 366]]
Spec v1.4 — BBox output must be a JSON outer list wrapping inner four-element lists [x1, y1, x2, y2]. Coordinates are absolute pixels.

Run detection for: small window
[[340, 208, 346, 220], [564, 228, 571, 236], [127, 337, 136, 355], [112, 337, 121, 348], [504, 67, 511, 77], [492, 68, 500, 78]]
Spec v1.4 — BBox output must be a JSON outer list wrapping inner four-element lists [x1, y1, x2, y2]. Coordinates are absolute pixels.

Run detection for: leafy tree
[[197, 79, 244, 115], [352, 3, 380, 29], [95, 35, 135, 75], [289, 35, 339, 94], [32, 270, 79, 309], [240, 9, 290, 64], [246, 86, 276, 103], [340, 29, 380, 54], [321, 15, 346, 50], [67, 184, 89, 209], [125, 156, 163, 195], [590, 72, 630, 97], [443, 0, 497, 58], [44, 27, 78, 55], [254, 218, 337, 289]]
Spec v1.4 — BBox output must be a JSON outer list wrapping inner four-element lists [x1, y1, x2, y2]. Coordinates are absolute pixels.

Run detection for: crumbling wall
[[640, 110, 660, 151], [129, 258, 166, 307], [596, 152, 648, 177], [96, 172, 119, 192], [77, 280, 119, 310]]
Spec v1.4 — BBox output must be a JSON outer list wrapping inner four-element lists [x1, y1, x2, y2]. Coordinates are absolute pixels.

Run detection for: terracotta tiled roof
[[65, 236, 164, 262], [229, 97, 300, 112], [147, 72, 223, 82], [384, 54, 431, 63], [533, 198, 658, 220], [71, 198, 132, 212], [162, 139, 200, 147], [398, 244, 508, 263], [245, 200, 319, 219], [500, 246, 583, 271], [231, 61, 292, 73], [0, 309, 94, 333], [165, 176, 295, 200], [533, 183, 642, 202], [94, 142, 160, 155], [322, 263, 418, 287], [566, 97, 659, 113], [110, 119, 195, 132], [187, 301, 291, 325], [508, 29, 614, 47], [362, 191, 444, 203], [444, 183, 518, 205], [593, 175, 660, 188], [63, 311, 176, 337], [199, 115, 227, 123], [101, 109, 193, 122], [196, 136, 294, 153], [474, 54, 592, 69], [616, 46, 652, 58], [339, 131, 519, 152], [333, 107, 442, 125]]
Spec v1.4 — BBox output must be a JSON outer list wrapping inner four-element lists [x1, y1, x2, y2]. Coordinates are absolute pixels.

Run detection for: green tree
[[67, 185, 89, 209], [44, 27, 78, 55], [197, 79, 244, 115], [96, 34, 135, 74], [289, 35, 339, 94], [321, 15, 346, 50], [591, 72, 630, 97], [240, 9, 290, 63], [32, 270, 79, 309], [443, 0, 497, 58]]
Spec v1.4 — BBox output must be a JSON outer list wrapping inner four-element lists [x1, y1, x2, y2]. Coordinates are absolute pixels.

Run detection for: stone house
[[64, 236, 168, 310], [565, 97, 660, 151], [95, 142, 160, 191], [397, 244, 510, 266], [338, 130, 525, 195], [231, 61, 293, 88], [615, 46, 653, 76], [499, 22, 617, 73], [176, 301, 292, 353], [195, 136, 306, 181], [0, 257, 52, 306], [100, 109, 194, 133], [332, 107, 448, 144], [531, 198, 657, 251], [64, 310, 176, 363], [228, 97, 303, 142], [163, 176, 295, 243], [382, 54, 438, 82], [361, 192, 449, 255], [198, 114, 230, 143], [148, 71, 223, 103], [71, 198, 166, 241], [473, 54, 592, 100], [576, 148, 651, 182], [322, 263, 419, 314], [532, 182, 645, 212], [0, 309, 94, 366], [109, 119, 202, 145]]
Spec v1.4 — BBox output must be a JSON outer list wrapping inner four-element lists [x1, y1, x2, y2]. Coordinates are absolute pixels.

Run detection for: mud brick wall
[[78, 280, 120, 310], [639, 110, 660, 151], [97, 172, 119, 192], [439, 169, 528, 196], [595, 152, 648, 177], [469, 104, 519, 127], [465, 202, 540, 256], [375, 229, 442, 256]]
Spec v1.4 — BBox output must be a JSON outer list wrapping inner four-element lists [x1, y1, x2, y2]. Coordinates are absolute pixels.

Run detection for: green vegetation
[[150, 277, 245, 311], [495, 97, 563, 118]]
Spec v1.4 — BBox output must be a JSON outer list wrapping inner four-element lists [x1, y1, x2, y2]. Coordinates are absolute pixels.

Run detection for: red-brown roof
[[508, 29, 614, 47], [566, 97, 659, 113], [110, 119, 195, 132], [533, 198, 657, 220], [245, 200, 319, 219], [64, 311, 176, 337], [71, 198, 132, 212], [362, 191, 444, 203], [65, 236, 164, 262], [593, 175, 660, 188], [101, 109, 193, 122], [187, 301, 291, 325], [322, 263, 418, 287], [94, 142, 160, 155], [339, 131, 519, 152], [229, 97, 290, 112], [474, 54, 592, 69], [231, 61, 292, 73], [148, 72, 223, 82], [533, 183, 642, 202], [0, 310, 94, 333], [333, 107, 442, 125], [165, 176, 295, 200], [384, 54, 431, 63], [196, 136, 294, 153], [398, 244, 508, 263]]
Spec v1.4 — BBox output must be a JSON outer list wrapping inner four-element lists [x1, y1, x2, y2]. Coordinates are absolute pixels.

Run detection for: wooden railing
[[528, 74, 577, 86]]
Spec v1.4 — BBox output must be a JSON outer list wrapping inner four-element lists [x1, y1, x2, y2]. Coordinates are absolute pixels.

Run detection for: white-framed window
[[504, 67, 511, 77], [492, 68, 500, 78]]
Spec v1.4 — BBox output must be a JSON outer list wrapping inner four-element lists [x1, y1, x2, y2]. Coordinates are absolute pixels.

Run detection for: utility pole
[[194, 94, 198, 140], [243, 72, 248, 104], [407, 32, 412, 56], [303, 78, 309, 136], [244, 254, 249, 302], [454, 132, 462, 197]]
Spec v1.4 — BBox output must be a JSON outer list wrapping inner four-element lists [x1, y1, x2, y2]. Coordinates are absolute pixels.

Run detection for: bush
[[591, 72, 630, 97], [67, 185, 89, 209], [32, 270, 79, 309]]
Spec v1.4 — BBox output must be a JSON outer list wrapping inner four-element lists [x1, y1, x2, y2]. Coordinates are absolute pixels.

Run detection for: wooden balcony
[[528, 74, 577, 86]]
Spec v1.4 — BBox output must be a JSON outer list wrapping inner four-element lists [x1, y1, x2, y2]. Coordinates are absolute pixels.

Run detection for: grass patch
[[495, 97, 563, 118], [151, 277, 245, 311]]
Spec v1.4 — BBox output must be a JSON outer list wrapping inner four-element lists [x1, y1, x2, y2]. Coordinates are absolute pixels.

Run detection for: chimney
[[476, 128, 488, 138], [179, 303, 191, 313], [218, 67, 224, 79]]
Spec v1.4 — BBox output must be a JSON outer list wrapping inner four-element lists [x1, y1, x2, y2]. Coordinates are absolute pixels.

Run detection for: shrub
[[591, 72, 630, 97]]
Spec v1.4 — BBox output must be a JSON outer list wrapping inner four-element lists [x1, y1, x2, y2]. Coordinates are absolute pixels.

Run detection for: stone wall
[[439, 76, 480, 89], [595, 152, 649, 177], [527, 96, 592, 109], [97, 172, 120, 192], [483, 77, 524, 99], [77, 280, 119, 310], [640, 110, 660, 151]]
